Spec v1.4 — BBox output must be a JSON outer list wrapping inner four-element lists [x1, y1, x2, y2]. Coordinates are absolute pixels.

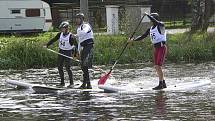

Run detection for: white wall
[[106, 5, 119, 35]]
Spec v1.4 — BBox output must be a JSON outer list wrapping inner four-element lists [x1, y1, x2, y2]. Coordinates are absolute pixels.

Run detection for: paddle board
[[98, 79, 212, 93], [6, 80, 33, 89], [5, 80, 100, 93], [32, 85, 101, 94]]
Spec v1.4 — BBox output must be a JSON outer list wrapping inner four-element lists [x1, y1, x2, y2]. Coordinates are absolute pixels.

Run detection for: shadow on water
[[0, 62, 215, 120]]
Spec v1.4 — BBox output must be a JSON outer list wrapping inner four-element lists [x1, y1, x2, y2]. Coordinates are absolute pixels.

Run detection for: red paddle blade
[[98, 70, 112, 85]]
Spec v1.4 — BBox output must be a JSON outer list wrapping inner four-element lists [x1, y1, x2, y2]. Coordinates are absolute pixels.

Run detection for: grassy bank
[[0, 32, 215, 69]]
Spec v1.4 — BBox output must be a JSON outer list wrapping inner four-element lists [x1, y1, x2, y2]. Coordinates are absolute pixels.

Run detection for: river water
[[0, 62, 214, 121]]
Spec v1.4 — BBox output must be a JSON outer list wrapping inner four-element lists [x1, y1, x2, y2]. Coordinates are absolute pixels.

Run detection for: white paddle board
[[6, 80, 34, 89], [98, 79, 212, 93]]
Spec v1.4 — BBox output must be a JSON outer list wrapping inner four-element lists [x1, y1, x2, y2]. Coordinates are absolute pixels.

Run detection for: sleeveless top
[[149, 26, 166, 44], [59, 32, 73, 50]]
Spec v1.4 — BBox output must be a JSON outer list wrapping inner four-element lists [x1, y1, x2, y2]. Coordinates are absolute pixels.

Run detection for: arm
[[46, 32, 61, 47], [147, 14, 164, 26], [69, 34, 77, 46], [146, 13, 165, 34], [134, 28, 150, 41], [69, 34, 79, 57]]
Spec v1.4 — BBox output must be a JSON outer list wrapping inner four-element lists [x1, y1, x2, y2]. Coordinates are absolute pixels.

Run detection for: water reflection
[[0, 63, 214, 120], [153, 91, 167, 118]]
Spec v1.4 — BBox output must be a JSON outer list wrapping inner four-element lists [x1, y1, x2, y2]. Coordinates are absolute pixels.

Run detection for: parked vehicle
[[0, 0, 52, 33]]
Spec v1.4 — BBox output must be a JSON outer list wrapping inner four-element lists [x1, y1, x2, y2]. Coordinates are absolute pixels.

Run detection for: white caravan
[[0, 0, 52, 33]]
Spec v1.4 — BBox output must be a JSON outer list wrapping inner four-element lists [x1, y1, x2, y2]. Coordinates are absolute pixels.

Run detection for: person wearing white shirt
[[75, 13, 94, 89]]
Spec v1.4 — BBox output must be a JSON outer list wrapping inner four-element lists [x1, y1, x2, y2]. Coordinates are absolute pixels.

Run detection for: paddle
[[98, 14, 146, 85], [46, 48, 105, 74], [47, 48, 80, 63]]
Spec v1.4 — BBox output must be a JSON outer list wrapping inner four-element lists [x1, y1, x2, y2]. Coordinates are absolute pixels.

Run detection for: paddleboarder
[[128, 12, 167, 90], [75, 13, 94, 89], [45, 21, 76, 88]]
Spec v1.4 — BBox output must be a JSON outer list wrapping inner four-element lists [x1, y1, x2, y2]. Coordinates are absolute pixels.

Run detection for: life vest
[[150, 26, 166, 44], [76, 23, 94, 52], [59, 32, 73, 50]]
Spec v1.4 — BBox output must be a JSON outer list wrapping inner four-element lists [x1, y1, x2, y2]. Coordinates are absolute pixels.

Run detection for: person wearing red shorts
[[128, 12, 167, 90]]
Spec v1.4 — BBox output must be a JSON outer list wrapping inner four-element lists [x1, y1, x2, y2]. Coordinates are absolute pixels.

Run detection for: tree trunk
[[191, 0, 215, 32], [202, 0, 211, 31]]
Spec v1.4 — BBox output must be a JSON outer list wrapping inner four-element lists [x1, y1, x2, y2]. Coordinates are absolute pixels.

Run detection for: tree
[[190, 0, 215, 32]]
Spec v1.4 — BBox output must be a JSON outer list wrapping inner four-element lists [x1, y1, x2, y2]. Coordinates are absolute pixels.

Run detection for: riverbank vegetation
[[0, 32, 215, 69]]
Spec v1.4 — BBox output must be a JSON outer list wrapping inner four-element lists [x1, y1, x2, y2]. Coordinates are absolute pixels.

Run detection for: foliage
[[167, 32, 215, 62], [0, 32, 215, 69]]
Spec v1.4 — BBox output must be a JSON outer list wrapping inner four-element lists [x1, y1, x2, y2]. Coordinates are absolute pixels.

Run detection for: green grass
[[164, 20, 215, 29], [167, 32, 215, 62], [164, 21, 191, 29], [0, 33, 57, 69], [0, 32, 215, 69]]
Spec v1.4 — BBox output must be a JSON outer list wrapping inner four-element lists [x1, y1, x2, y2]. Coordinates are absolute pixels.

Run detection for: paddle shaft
[[47, 48, 80, 63], [130, 14, 146, 39], [111, 42, 128, 70], [47, 48, 107, 74], [111, 14, 146, 70]]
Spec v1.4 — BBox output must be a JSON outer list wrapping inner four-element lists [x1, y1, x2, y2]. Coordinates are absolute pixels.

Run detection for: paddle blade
[[98, 70, 112, 85]]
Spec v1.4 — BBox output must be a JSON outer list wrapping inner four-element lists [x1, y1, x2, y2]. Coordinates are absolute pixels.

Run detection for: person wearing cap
[[128, 12, 167, 90], [45, 21, 76, 87], [75, 13, 94, 89]]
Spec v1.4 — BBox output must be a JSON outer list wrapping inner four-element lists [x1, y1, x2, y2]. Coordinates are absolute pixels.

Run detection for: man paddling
[[45, 21, 76, 88], [128, 12, 167, 90], [75, 13, 94, 89]]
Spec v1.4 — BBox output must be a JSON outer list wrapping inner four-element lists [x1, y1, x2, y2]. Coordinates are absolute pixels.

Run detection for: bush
[[0, 32, 214, 69]]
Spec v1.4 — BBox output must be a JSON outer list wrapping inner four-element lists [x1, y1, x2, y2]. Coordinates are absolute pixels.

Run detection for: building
[[42, 0, 193, 30]]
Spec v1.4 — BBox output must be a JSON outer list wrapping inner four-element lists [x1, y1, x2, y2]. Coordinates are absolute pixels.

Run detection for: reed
[[0, 32, 214, 69]]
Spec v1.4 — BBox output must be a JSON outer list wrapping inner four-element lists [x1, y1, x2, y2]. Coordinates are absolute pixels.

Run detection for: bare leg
[[153, 65, 166, 90], [154, 65, 164, 81]]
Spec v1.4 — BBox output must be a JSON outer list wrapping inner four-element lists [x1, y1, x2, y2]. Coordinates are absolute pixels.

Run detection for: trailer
[[0, 0, 52, 33]]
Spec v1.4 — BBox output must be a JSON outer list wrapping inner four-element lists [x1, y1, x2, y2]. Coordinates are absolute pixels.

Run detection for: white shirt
[[59, 32, 73, 50], [76, 23, 93, 52], [149, 26, 166, 44]]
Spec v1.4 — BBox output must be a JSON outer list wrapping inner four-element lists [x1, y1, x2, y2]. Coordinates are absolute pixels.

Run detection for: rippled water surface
[[0, 62, 215, 121]]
